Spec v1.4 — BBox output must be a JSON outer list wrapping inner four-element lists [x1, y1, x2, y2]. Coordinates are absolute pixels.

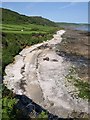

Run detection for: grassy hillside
[[1, 8, 60, 119], [1, 8, 90, 120], [1, 8, 57, 27], [2, 24, 59, 72], [1, 8, 59, 72]]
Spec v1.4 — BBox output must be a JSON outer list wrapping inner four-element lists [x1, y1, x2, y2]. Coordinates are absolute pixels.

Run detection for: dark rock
[[52, 59, 58, 62], [43, 57, 49, 61], [14, 95, 63, 119]]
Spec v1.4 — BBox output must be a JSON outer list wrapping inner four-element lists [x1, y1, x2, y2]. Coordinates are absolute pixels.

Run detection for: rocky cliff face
[[3, 30, 89, 118]]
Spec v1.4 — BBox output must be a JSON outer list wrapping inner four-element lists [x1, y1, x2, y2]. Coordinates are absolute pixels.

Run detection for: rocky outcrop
[[3, 30, 89, 118]]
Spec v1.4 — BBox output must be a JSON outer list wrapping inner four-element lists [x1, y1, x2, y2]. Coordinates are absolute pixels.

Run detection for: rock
[[14, 95, 60, 119], [3, 30, 89, 118], [43, 57, 49, 61], [51, 59, 58, 62]]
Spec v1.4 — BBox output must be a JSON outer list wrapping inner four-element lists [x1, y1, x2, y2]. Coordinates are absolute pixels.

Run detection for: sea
[[63, 24, 90, 32], [75, 25, 90, 32]]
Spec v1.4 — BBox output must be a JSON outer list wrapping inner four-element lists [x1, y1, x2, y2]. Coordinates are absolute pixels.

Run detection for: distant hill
[[56, 22, 80, 28], [57, 22, 89, 28], [57, 22, 79, 25], [1, 8, 57, 27], [57, 22, 89, 31]]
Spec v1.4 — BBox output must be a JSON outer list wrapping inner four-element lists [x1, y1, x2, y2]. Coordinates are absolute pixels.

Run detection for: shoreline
[[56, 29, 89, 82]]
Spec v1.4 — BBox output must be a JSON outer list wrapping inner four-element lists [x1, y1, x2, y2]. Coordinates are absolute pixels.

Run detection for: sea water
[[75, 25, 90, 32]]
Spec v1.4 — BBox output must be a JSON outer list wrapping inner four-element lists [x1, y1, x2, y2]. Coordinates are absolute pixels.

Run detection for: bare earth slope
[[3, 30, 89, 118]]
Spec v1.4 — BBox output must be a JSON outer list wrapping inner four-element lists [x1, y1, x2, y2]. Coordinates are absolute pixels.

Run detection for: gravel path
[[3, 30, 89, 117]]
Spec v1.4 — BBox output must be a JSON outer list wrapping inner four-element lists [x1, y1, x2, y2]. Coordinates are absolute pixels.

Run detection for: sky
[[1, 2, 88, 23]]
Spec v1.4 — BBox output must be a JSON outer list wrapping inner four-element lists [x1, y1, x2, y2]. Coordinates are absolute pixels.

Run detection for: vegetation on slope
[[1, 84, 48, 120], [2, 23, 59, 73], [66, 66, 90, 100], [2, 8, 89, 119], [1, 8, 59, 72], [1, 8, 59, 119], [1, 8, 57, 27]]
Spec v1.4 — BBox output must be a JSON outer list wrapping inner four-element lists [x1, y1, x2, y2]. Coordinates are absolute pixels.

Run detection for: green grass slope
[[1, 8, 60, 120], [1, 8, 59, 72], [2, 24, 59, 72], [1, 8, 57, 27]]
